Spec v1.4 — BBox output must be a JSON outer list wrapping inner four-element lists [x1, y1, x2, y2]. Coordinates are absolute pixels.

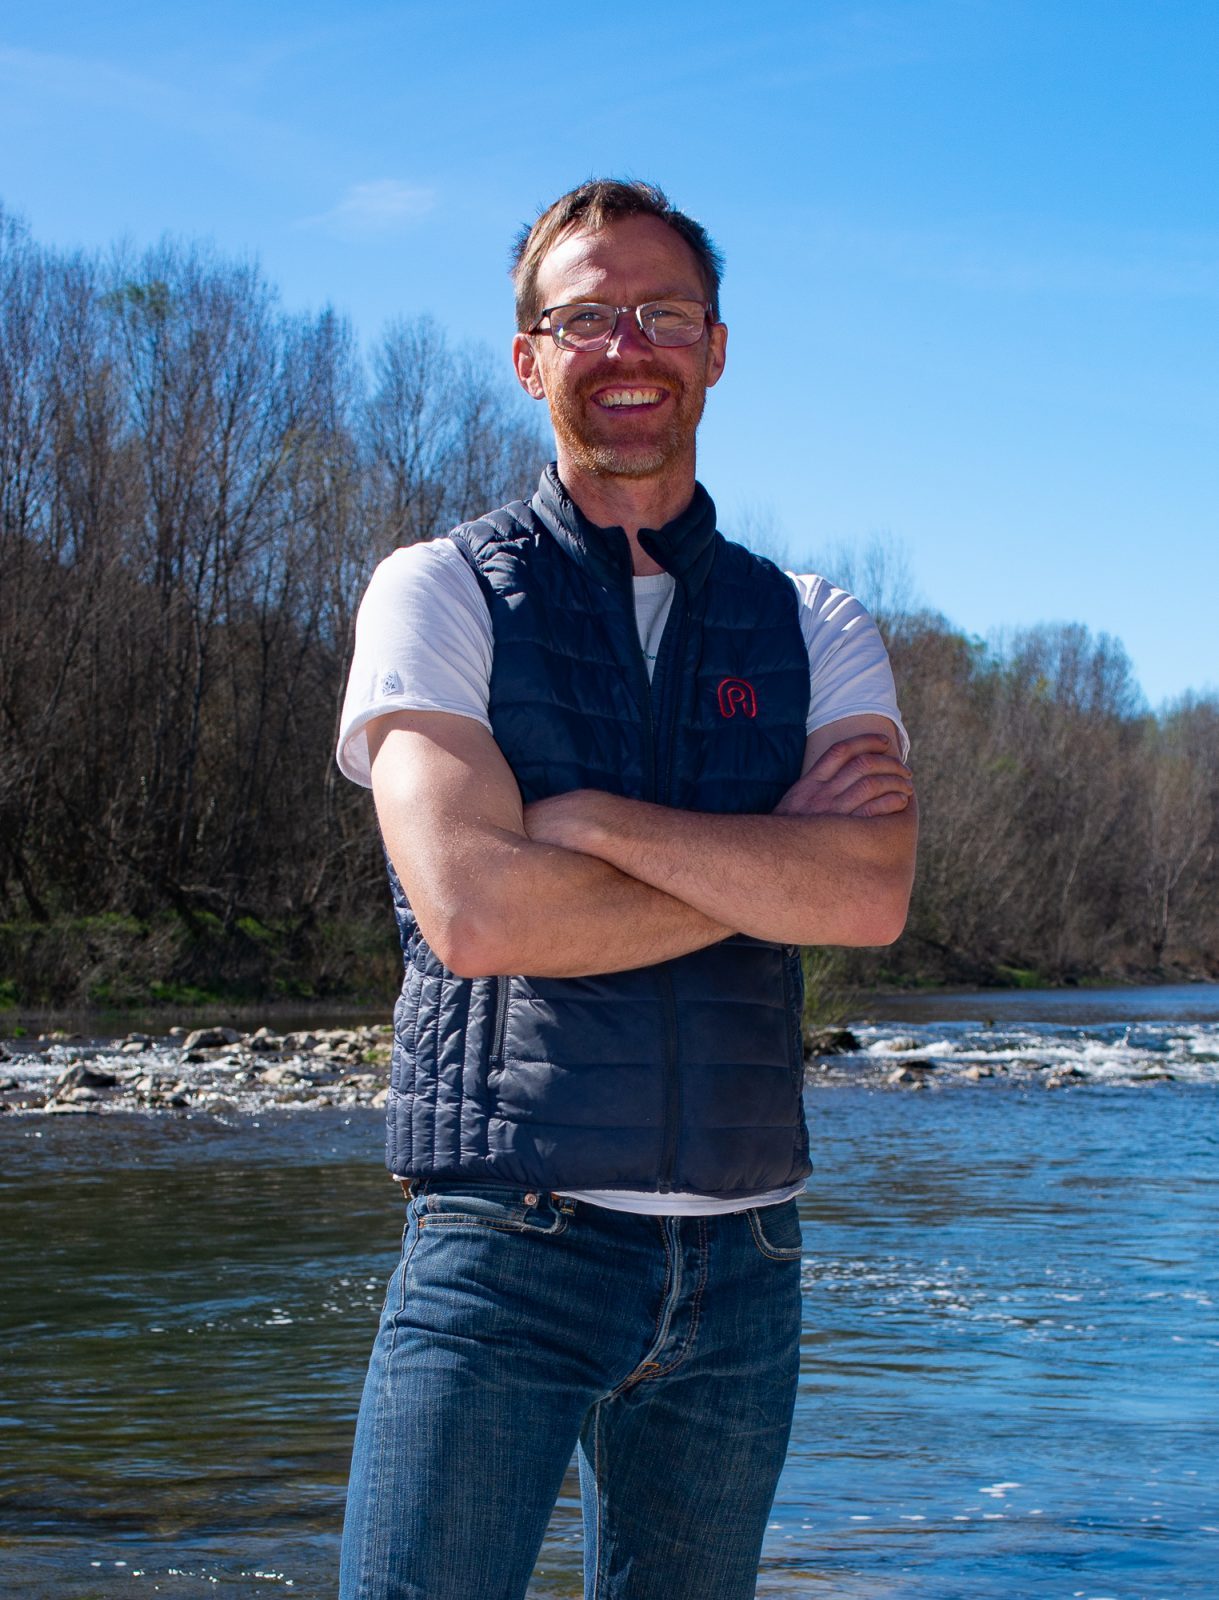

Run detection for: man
[[336, 179, 916, 1600]]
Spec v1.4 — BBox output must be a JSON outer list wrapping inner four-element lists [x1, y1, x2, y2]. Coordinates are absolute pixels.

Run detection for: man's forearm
[[372, 711, 915, 975], [436, 828, 732, 978], [527, 791, 917, 947], [370, 712, 734, 981]]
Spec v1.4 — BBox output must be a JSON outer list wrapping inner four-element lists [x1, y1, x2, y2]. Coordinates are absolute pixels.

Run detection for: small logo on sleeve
[[717, 678, 758, 719], [380, 670, 403, 696]]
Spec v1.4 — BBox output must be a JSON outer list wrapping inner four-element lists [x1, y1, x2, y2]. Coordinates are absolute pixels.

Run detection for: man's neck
[[555, 458, 698, 576]]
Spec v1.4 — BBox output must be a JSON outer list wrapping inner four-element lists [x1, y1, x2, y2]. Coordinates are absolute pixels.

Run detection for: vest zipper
[[647, 589, 689, 1192], [627, 605, 658, 802], [659, 600, 688, 807], [656, 969, 681, 1190]]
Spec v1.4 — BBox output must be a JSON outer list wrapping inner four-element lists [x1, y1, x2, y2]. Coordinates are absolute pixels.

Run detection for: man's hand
[[775, 733, 913, 820], [523, 789, 607, 851]]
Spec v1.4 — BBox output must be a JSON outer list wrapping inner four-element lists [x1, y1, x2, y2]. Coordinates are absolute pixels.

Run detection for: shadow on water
[[2, 1079, 1218, 1597]]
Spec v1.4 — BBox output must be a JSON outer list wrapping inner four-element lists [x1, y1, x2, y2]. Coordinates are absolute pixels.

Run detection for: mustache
[[576, 369, 683, 402]]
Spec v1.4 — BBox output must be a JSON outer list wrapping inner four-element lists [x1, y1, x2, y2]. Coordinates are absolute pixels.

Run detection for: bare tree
[[1139, 698, 1219, 967], [3, 202, 1215, 1005], [365, 316, 546, 552]]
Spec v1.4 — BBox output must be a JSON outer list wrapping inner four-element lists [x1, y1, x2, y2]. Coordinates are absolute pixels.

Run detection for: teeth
[[597, 388, 663, 408]]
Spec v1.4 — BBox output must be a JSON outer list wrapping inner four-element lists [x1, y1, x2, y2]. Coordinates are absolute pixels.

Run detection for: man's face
[[513, 215, 727, 483]]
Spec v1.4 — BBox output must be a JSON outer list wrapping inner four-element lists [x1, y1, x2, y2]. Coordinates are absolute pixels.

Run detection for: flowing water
[[2, 986, 1217, 1598]]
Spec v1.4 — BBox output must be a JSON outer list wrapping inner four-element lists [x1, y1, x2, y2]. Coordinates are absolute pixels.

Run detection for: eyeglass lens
[[547, 301, 707, 351]]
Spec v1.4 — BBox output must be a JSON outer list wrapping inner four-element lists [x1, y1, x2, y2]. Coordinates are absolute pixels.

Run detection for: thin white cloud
[[0, 41, 329, 182], [0, 42, 180, 117], [302, 180, 435, 237]]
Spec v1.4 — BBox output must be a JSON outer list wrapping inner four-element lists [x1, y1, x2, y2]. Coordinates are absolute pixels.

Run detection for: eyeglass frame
[[526, 299, 714, 353]]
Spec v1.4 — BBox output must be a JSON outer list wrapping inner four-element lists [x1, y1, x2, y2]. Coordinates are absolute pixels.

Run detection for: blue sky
[[3, 0, 1216, 705]]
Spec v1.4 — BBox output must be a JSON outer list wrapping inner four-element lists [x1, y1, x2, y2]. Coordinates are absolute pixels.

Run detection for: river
[[2, 985, 1217, 1598]]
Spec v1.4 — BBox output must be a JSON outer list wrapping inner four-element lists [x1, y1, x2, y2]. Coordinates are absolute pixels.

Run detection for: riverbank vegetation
[[2, 208, 1216, 1011]]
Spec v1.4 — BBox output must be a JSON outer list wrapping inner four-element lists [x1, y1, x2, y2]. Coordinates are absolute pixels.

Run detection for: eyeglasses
[[527, 299, 712, 353]]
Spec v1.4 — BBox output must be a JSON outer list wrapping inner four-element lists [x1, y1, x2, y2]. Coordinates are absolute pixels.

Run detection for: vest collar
[[533, 464, 719, 594]]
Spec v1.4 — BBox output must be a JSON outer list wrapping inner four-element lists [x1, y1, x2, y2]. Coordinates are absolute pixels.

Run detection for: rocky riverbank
[[2, 1007, 1211, 1116], [0, 1024, 394, 1115]]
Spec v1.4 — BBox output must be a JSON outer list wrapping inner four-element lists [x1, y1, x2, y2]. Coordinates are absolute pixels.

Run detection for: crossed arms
[[367, 708, 917, 980]]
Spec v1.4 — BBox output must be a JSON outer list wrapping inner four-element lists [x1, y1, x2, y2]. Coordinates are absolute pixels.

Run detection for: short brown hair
[[511, 179, 725, 331]]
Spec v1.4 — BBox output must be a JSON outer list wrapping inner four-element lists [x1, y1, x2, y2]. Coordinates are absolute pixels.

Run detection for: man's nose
[[604, 310, 653, 360]]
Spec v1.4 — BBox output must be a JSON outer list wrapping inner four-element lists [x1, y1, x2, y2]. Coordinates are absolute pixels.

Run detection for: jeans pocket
[[746, 1198, 804, 1261], [418, 1184, 568, 1236]]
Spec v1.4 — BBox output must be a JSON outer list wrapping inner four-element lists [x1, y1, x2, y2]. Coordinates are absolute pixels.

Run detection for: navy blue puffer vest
[[384, 466, 812, 1198]]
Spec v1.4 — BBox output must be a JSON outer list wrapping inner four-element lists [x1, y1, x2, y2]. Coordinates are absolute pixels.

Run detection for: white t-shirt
[[338, 539, 908, 785], [337, 537, 909, 1218]]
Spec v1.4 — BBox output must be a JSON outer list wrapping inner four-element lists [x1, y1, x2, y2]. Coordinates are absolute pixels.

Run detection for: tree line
[[0, 209, 1214, 1010], [0, 206, 545, 1006], [828, 543, 1218, 991]]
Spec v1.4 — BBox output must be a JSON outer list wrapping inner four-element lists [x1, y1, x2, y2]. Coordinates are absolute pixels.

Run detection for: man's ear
[[512, 333, 547, 400], [705, 320, 727, 390]]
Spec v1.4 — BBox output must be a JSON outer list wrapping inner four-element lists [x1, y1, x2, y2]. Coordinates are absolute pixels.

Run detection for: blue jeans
[[339, 1183, 804, 1600]]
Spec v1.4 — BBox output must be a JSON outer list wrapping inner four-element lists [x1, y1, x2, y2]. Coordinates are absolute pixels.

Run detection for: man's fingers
[[818, 758, 912, 803], [842, 772, 914, 803], [849, 790, 912, 819], [807, 735, 911, 789], [825, 768, 908, 806], [805, 733, 892, 781], [777, 771, 914, 817], [777, 734, 915, 818], [785, 753, 911, 810]]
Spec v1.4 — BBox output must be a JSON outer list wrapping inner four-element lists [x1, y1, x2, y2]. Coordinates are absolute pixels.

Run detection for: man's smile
[[590, 385, 669, 410]]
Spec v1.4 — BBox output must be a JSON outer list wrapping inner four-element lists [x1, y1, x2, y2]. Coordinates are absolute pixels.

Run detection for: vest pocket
[[489, 975, 511, 1068], [780, 946, 805, 1075]]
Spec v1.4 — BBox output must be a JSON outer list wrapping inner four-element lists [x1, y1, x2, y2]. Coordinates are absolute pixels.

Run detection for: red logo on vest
[[717, 678, 758, 719]]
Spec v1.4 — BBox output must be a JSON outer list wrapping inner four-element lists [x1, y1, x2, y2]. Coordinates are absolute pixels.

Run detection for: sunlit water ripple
[[819, 1016, 1219, 1089]]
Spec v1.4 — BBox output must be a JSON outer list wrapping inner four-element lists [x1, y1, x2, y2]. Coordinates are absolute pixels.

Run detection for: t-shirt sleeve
[[336, 539, 494, 788], [787, 573, 910, 760]]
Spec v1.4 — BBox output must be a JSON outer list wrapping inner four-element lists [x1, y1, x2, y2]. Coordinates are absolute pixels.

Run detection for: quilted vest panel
[[384, 467, 813, 1198]]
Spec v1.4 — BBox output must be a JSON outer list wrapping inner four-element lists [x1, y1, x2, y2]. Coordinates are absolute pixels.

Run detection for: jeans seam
[[355, 1216, 418, 1598], [395, 1209, 423, 1320], [589, 1399, 605, 1600]]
